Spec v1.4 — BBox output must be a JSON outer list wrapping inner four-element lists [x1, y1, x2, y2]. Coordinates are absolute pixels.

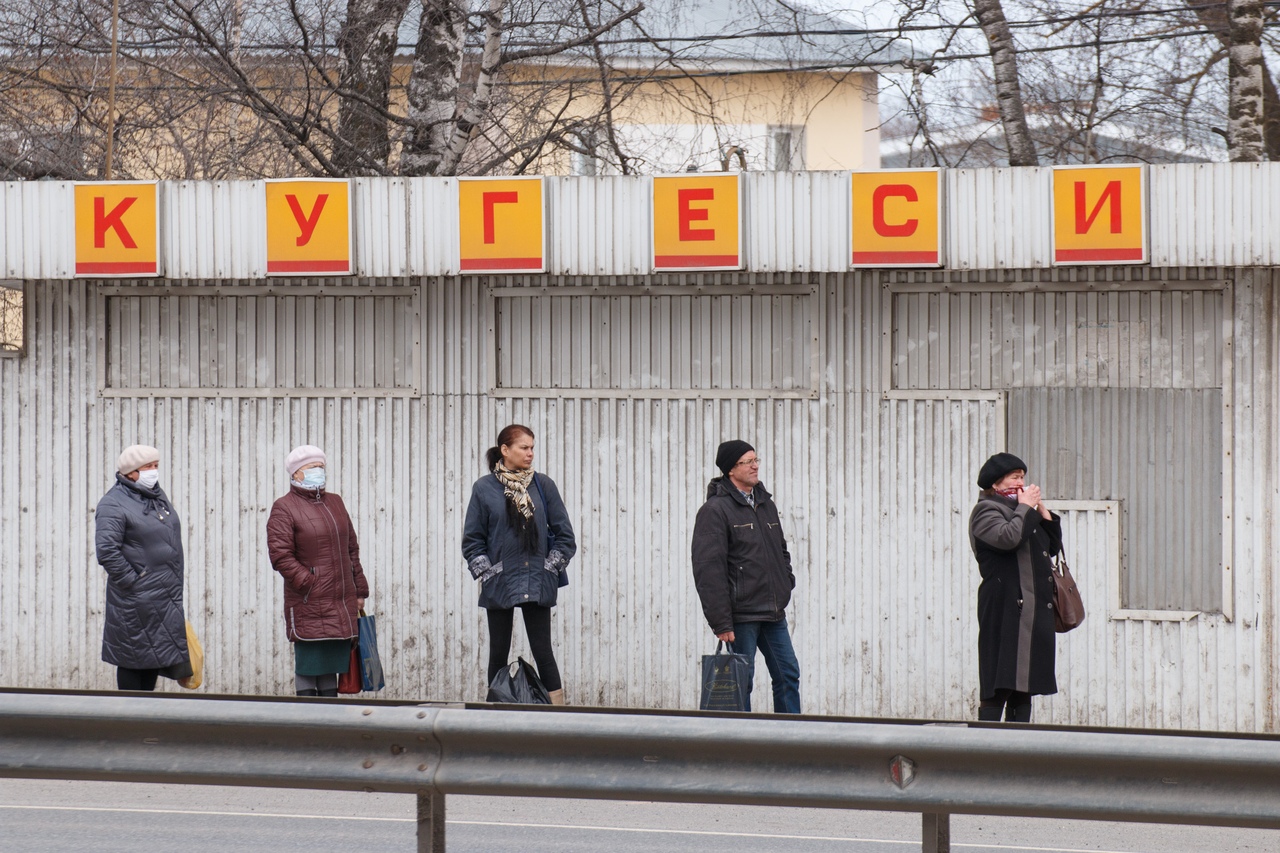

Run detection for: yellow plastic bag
[[178, 621, 203, 689]]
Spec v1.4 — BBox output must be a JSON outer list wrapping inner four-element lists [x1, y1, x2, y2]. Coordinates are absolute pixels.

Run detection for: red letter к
[[94, 197, 138, 249]]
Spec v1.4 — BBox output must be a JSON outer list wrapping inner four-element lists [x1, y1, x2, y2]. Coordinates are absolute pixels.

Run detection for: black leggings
[[979, 689, 1032, 722], [486, 605, 561, 692], [117, 667, 159, 691]]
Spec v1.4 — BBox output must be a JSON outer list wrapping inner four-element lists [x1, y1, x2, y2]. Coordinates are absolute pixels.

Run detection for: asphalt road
[[2, 779, 1278, 853]]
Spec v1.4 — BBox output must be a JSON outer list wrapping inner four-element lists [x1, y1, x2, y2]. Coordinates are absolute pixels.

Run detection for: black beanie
[[977, 452, 1027, 489], [715, 440, 755, 475]]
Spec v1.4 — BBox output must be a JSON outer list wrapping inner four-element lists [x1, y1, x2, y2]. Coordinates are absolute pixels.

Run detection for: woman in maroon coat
[[266, 445, 370, 696]]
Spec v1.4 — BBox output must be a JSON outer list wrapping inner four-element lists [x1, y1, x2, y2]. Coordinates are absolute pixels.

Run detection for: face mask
[[299, 468, 326, 490], [136, 470, 159, 490]]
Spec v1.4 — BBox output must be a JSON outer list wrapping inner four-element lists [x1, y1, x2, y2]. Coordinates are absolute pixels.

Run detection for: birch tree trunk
[[972, 0, 1039, 167], [1226, 0, 1265, 161], [402, 0, 468, 176], [1188, 2, 1278, 159], [437, 0, 504, 176], [333, 0, 413, 175]]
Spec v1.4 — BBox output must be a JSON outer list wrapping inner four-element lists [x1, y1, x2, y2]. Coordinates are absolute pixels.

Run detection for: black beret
[[715, 440, 755, 475], [977, 452, 1027, 489]]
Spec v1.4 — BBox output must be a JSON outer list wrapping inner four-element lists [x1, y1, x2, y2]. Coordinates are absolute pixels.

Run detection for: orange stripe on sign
[[653, 254, 740, 268], [75, 262, 157, 274], [459, 257, 544, 271], [1055, 247, 1144, 262], [267, 260, 351, 272], [852, 251, 939, 265]]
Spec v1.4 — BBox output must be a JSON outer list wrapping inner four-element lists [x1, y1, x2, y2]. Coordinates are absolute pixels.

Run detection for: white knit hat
[[286, 445, 326, 477], [118, 445, 160, 475]]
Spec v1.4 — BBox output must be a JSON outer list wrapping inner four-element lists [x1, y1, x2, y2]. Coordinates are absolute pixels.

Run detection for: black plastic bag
[[699, 641, 751, 711], [486, 657, 551, 704]]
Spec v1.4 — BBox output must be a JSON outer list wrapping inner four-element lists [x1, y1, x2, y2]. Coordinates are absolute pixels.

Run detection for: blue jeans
[[731, 617, 801, 714]]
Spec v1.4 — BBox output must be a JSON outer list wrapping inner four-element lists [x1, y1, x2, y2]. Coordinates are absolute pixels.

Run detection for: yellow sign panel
[[652, 174, 742, 271], [851, 170, 941, 267], [1052, 166, 1146, 263], [265, 180, 351, 274], [74, 182, 159, 276], [459, 177, 545, 272]]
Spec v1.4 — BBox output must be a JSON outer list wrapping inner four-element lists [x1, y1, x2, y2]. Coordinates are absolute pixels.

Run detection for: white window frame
[[0, 279, 24, 358]]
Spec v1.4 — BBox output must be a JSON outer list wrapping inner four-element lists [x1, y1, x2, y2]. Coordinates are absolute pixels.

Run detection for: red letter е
[[678, 188, 716, 242]]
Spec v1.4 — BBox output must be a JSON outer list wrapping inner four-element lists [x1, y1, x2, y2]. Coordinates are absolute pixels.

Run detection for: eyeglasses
[[735, 456, 762, 468]]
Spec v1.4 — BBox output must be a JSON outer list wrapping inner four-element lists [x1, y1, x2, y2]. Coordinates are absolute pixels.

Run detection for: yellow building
[[502, 0, 910, 175]]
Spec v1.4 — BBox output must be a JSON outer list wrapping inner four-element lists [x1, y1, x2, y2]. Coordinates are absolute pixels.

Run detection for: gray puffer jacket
[[94, 473, 190, 670]]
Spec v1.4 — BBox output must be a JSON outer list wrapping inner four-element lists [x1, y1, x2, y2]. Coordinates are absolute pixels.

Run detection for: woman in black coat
[[94, 444, 193, 691], [968, 453, 1062, 723], [462, 424, 576, 704]]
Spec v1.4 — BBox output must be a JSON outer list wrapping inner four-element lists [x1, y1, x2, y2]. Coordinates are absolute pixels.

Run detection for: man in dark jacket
[[691, 440, 800, 713]]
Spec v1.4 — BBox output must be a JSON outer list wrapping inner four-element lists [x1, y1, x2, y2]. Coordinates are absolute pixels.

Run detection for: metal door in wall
[[1009, 387, 1223, 613]]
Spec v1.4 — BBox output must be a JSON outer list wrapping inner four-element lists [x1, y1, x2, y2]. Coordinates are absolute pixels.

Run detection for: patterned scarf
[[494, 462, 535, 521]]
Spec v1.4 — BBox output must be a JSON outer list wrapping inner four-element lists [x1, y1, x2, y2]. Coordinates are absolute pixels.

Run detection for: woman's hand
[[356, 597, 365, 611], [1019, 484, 1042, 508]]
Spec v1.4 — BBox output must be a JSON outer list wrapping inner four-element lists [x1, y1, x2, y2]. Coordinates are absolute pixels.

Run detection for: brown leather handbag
[[1052, 549, 1085, 633]]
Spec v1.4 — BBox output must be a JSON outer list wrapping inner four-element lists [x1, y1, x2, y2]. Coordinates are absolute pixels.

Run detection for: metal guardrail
[[3, 691, 1280, 853]]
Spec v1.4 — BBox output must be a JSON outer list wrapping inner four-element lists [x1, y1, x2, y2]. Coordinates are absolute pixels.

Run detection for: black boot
[[296, 688, 319, 697], [977, 705, 1002, 722], [318, 688, 338, 698], [1006, 702, 1032, 723]]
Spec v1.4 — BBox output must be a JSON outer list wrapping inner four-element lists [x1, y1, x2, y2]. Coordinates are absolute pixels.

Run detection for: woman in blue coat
[[94, 445, 192, 691], [463, 424, 576, 704]]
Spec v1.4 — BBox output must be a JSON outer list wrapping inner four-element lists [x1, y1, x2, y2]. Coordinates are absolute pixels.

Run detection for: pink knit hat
[[285, 445, 326, 477]]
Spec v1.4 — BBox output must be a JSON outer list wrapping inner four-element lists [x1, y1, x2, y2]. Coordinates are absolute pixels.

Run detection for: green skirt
[[294, 639, 351, 676]]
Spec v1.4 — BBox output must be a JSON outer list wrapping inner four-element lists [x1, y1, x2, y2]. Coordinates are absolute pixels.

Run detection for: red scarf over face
[[996, 487, 1021, 499]]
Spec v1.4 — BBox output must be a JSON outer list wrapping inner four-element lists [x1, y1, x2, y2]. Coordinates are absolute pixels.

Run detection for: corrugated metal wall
[[101, 286, 420, 393], [1011, 387, 1223, 612], [492, 285, 817, 394], [7, 166, 1280, 277], [2, 264, 1275, 732], [890, 287, 1224, 390]]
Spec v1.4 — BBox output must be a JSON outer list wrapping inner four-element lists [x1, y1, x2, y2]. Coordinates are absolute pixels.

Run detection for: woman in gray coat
[[94, 445, 192, 691], [463, 424, 576, 704]]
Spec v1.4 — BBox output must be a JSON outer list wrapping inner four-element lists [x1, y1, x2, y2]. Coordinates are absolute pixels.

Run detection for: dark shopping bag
[[357, 611, 385, 692], [699, 641, 751, 711], [338, 645, 362, 694], [486, 657, 551, 704]]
